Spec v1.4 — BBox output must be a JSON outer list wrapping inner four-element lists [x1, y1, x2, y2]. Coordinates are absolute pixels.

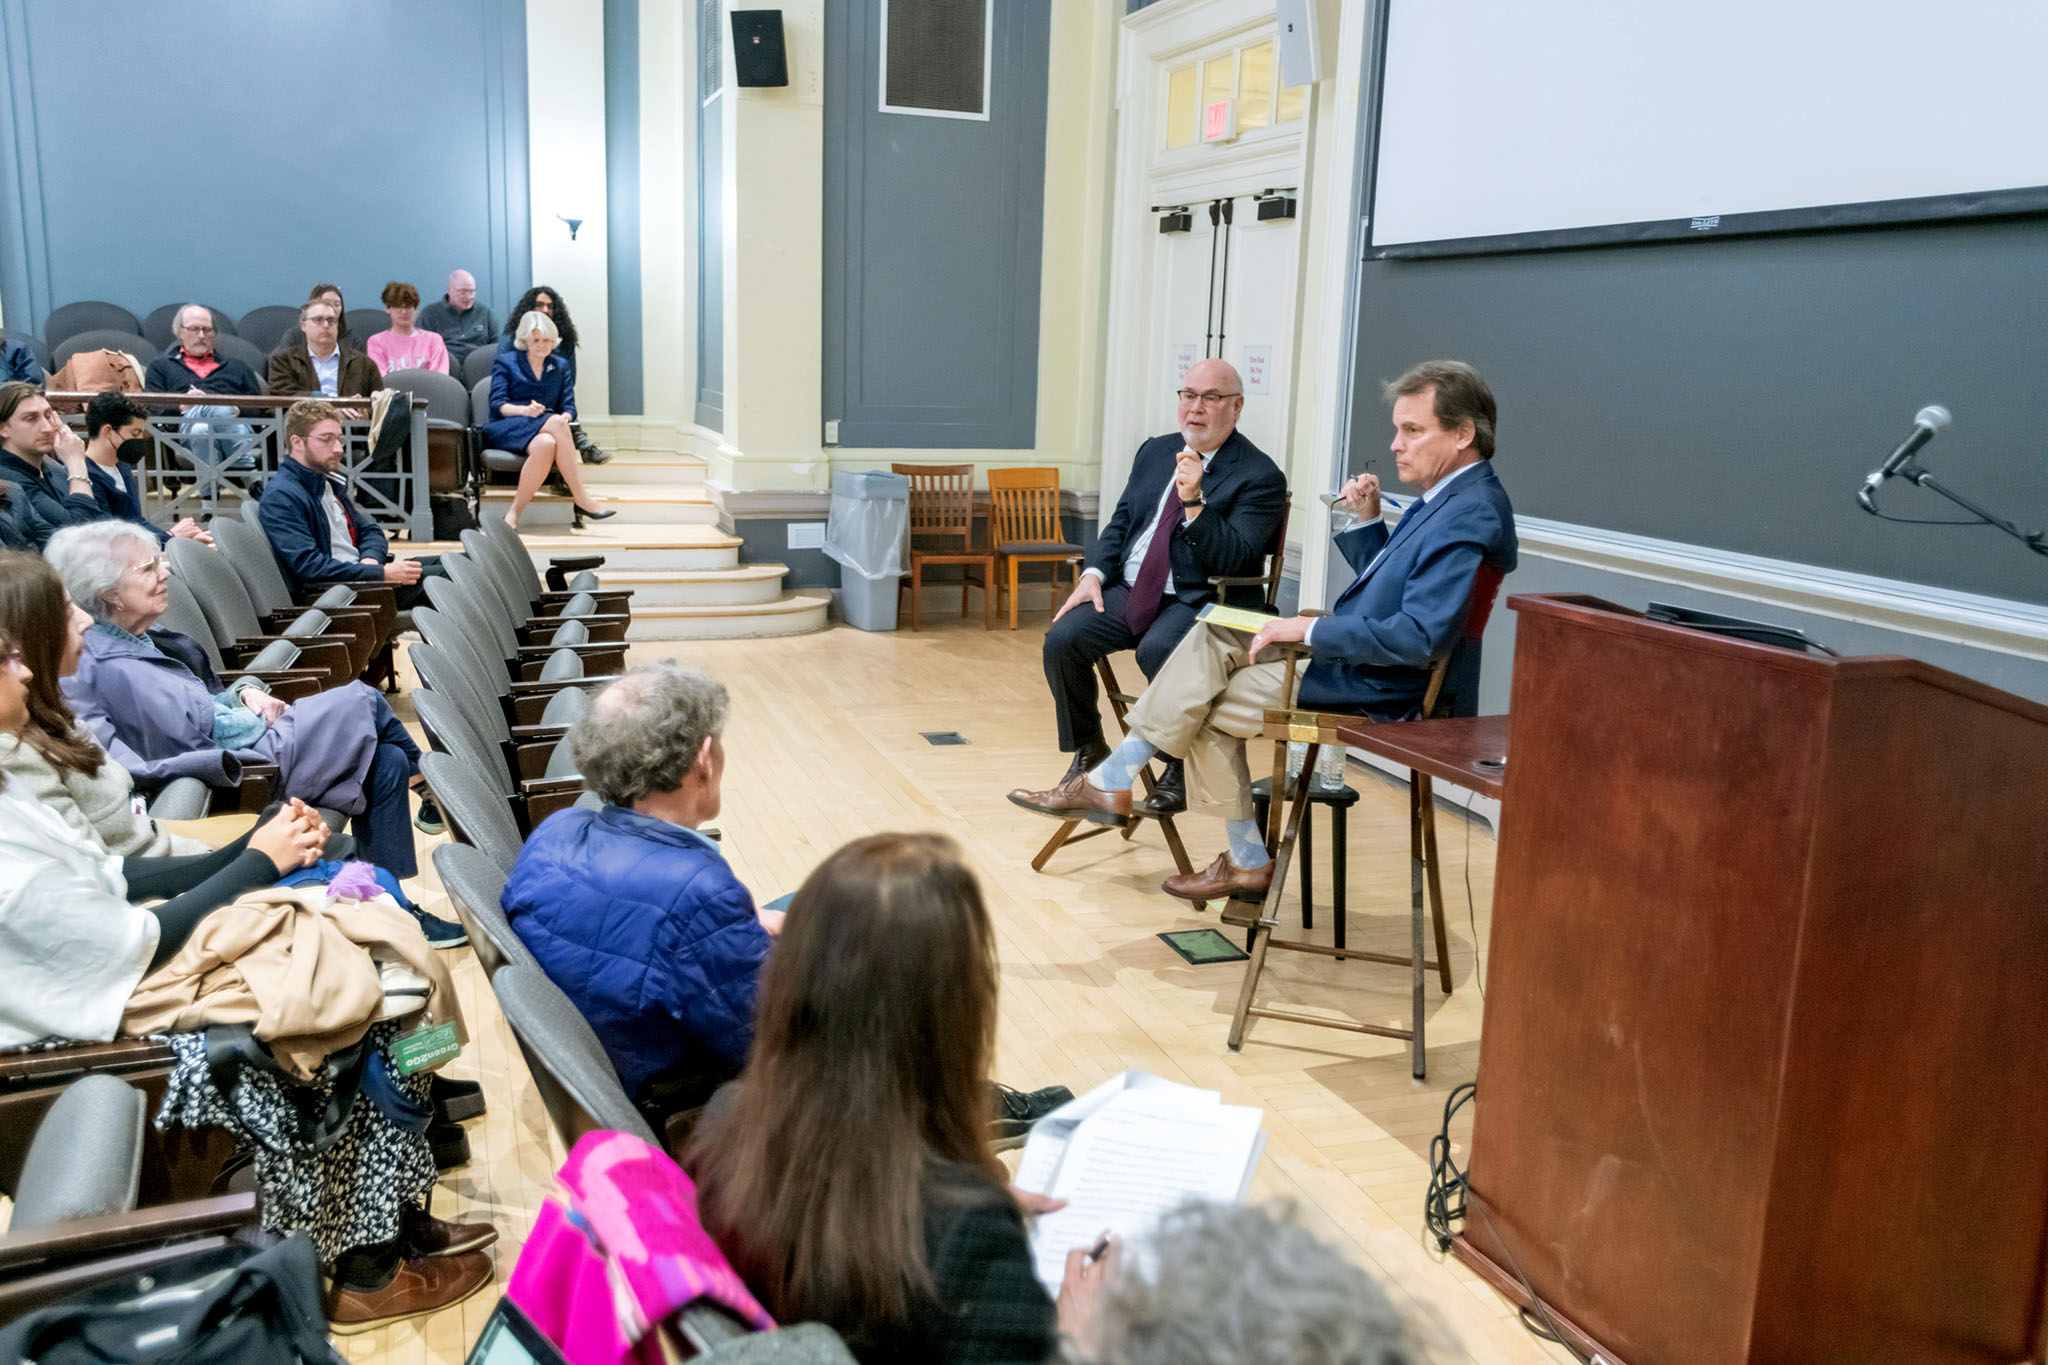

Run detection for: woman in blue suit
[[483, 311, 613, 529]]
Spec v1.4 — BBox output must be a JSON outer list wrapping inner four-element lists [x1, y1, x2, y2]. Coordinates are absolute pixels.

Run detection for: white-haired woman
[[483, 310, 612, 530], [43, 521, 440, 886]]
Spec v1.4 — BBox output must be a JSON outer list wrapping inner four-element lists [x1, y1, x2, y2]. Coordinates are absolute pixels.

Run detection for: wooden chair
[[1221, 563, 1507, 1074], [1030, 654, 1205, 907], [893, 463, 995, 631], [1029, 508, 1292, 908], [986, 468, 1083, 630]]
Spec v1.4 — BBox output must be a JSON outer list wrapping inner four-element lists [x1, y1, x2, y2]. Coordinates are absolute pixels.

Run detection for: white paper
[[1027, 1088, 1265, 1290], [1012, 1070, 1218, 1195]]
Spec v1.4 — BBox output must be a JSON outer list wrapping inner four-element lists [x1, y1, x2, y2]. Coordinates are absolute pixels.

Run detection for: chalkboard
[[1346, 213, 2048, 607]]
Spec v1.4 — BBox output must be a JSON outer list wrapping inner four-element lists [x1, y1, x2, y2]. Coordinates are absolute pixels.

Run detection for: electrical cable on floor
[[1424, 1082, 1594, 1362], [1423, 1082, 1474, 1253]]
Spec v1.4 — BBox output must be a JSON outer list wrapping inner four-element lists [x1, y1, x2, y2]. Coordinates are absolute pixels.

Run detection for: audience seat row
[[37, 300, 387, 355]]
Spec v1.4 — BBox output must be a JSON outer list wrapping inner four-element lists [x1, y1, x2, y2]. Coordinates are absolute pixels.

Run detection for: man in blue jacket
[[501, 661, 779, 1126], [1010, 360, 1517, 902], [258, 399, 442, 608]]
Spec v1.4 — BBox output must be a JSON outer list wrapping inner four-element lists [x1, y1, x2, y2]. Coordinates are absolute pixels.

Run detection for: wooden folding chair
[[1222, 564, 1506, 1075], [893, 463, 996, 630], [987, 468, 1083, 630], [1028, 508, 1292, 909], [1029, 654, 1205, 907]]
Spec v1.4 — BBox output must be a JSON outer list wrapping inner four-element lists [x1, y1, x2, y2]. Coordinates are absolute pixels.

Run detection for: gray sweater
[[0, 733, 209, 859], [419, 298, 498, 368]]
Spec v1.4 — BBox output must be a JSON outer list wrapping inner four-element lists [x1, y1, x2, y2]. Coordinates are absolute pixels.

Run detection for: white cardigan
[[0, 784, 159, 1047]]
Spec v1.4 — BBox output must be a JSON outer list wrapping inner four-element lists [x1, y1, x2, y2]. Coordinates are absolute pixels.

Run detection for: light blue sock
[[1225, 818, 1271, 869], [1088, 734, 1156, 791]]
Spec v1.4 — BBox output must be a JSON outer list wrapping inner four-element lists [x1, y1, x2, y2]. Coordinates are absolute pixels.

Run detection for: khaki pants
[[1123, 622, 1291, 822]]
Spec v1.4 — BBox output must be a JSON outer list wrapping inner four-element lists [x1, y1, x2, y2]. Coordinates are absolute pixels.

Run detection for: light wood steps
[[624, 590, 830, 641], [484, 485, 719, 528], [597, 563, 788, 607]]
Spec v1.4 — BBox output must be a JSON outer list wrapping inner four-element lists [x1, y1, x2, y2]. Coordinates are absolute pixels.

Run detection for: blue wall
[[604, 0, 644, 415], [822, 0, 1049, 448], [0, 0, 530, 333]]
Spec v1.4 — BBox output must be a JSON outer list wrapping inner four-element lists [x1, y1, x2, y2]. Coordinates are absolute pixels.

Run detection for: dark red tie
[[1124, 499, 1178, 635]]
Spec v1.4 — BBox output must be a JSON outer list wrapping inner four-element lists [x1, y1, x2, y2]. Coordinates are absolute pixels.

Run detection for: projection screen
[[1365, 0, 2048, 257]]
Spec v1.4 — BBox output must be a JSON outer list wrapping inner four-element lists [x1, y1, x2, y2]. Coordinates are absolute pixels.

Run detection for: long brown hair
[[687, 832, 1003, 1345], [0, 551, 103, 775]]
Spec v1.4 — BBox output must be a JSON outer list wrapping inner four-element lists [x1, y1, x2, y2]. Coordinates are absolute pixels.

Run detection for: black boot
[[1138, 756, 1187, 816], [1062, 737, 1111, 784]]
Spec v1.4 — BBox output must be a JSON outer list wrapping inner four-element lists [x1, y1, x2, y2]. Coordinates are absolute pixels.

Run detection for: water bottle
[[1315, 742, 1347, 790], [1286, 741, 1308, 781]]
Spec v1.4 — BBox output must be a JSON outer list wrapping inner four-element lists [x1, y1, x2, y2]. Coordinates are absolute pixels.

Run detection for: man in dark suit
[[1010, 360, 1517, 902], [1029, 358, 1286, 814]]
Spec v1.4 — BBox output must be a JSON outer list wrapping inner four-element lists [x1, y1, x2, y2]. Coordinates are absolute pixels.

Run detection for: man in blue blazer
[[1011, 360, 1516, 902], [1028, 358, 1286, 814]]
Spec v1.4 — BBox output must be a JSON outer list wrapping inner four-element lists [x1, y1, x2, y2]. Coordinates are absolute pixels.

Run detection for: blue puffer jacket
[[501, 805, 772, 1099]]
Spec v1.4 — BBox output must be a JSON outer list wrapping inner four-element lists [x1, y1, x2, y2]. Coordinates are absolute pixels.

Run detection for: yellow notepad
[[1198, 603, 1279, 634]]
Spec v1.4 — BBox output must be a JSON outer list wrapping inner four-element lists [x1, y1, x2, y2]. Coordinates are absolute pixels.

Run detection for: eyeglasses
[[180, 324, 216, 335], [126, 555, 168, 577], [1175, 388, 1242, 407], [305, 315, 338, 326]]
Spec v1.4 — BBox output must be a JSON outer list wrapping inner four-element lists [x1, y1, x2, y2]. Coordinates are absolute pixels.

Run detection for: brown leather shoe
[[329, 1250, 494, 1335], [404, 1209, 499, 1257], [1007, 771, 1131, 826], [1162, 852, 1274, 903]]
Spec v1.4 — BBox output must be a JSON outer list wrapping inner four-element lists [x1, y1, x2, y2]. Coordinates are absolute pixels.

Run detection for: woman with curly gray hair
[[1062, 1201, 1431, 1365]]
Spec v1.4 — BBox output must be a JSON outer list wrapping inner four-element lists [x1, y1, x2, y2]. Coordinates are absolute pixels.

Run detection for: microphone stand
[[1891, 456, 2048, 558]]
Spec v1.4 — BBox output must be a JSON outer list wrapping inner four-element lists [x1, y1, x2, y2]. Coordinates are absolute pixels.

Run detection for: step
[[625, 590, 830, 641], [579, 454, 709, 486], [599, 563, 788, 607], [483, 487, 719, 528]]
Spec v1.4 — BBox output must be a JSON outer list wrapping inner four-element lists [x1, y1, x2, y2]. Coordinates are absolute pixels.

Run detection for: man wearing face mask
[[81, 393, 210, 545]]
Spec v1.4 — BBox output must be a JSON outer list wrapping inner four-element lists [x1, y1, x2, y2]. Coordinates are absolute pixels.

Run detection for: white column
[[715, 0, 826, 492]]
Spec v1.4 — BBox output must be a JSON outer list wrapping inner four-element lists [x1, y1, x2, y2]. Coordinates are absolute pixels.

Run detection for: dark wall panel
[[823, 0, 1049, 448], [1346, 216, 2048, 607], [695, 0, 724, 432], [604, 0, 644, 415]]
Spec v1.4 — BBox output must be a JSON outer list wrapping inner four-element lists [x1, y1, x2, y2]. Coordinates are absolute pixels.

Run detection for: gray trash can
[[823, 469, 910, 631]]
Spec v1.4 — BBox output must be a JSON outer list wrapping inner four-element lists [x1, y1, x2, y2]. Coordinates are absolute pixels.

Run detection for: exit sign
[[1202, 99, 1237, 143]]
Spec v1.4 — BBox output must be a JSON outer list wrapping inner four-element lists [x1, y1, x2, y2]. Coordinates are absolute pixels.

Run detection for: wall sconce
[[557, 214, 584, 240]]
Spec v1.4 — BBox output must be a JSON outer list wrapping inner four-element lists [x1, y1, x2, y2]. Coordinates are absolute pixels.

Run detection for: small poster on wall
[[1175, 343, 1198, 383], [1243, 345, 1272, 396]]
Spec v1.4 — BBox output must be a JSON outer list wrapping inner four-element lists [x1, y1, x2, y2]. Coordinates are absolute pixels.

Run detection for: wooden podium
[[1455, 595, 2048, 1365]]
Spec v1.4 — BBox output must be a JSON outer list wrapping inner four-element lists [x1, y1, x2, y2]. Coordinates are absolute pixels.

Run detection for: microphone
[[1859, 405, 1950, 510]]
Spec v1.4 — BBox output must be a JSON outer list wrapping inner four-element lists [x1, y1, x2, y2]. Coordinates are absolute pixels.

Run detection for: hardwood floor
[[358, 617, 1569, 1362]]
